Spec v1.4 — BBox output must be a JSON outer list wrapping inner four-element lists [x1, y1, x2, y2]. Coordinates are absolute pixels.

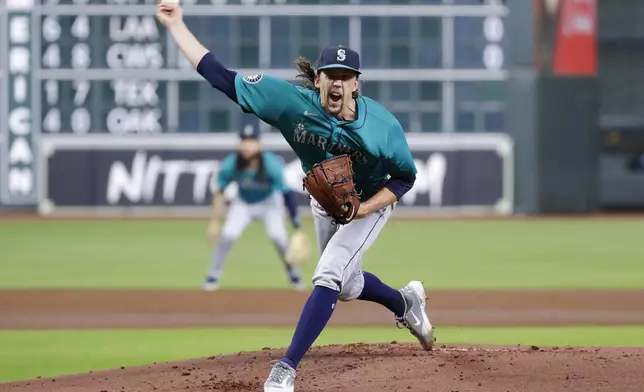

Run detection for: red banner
[[534, 0, 597, 76], [553, 0, 597, 75]]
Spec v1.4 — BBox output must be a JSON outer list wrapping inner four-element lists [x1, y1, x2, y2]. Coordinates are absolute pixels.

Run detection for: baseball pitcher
[[158, 4, 434, 392], [203, 124, 307, 292]]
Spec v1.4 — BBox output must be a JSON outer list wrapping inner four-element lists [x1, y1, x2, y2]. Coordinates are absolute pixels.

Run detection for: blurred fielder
[[203, 124, 309, 292], [158, 4, 433, 392]]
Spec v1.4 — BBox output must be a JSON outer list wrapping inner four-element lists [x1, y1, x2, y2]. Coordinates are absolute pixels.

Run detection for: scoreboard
[[38, 14, 167, 135], [0, 0, 508, 205]]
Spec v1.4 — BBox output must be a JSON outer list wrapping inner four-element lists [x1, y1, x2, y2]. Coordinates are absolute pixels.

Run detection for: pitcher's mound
[[5, 343, 644, 392]]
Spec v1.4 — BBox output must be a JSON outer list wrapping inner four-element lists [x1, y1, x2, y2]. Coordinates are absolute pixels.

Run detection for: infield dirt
[[1, 289, 644, 392]]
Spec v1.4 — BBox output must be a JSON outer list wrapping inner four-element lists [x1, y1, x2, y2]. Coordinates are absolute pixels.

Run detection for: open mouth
[[329, 92, 342, 103]]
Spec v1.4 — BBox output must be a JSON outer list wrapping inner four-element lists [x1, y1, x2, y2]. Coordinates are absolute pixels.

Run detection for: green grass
[[2, 220, 642, 384], [1, 326, 643, 383], [1, 219, 644, 290]]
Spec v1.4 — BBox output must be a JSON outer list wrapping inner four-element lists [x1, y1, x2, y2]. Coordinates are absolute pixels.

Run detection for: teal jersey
[[234, 73, 417, 200], [217, 151, 289, 204]]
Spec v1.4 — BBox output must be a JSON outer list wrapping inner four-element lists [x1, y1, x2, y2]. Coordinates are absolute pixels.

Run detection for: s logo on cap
[[336, 49, 346, 62]]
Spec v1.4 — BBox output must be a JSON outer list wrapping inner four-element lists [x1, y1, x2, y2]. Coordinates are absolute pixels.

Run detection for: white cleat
[[202, 279, 219, 292], [291, 281, 307, 292], [396, 281, 435, 350], [264, 360, 296, 392]]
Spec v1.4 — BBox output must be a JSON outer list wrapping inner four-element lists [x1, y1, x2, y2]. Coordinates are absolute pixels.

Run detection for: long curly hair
[[234, 152, 266, 182], [294, 56, 359, 100]]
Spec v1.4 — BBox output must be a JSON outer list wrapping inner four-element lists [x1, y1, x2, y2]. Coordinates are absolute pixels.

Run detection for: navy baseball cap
[[316, 45, 361, 75], [239, 125, 260, 139]]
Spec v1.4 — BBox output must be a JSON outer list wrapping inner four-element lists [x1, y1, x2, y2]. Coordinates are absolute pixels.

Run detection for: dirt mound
[[2, 289, 643, 391], [3, 343, 643, 392]]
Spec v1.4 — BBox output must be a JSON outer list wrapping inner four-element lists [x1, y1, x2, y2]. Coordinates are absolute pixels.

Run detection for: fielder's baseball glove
[[285, 230, 311, 266], [303, 154, 361, 225]]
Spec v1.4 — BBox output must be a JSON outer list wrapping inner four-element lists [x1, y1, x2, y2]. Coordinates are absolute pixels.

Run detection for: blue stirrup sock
[[357, 271, 406, 317], [281, 285, 339, 369]]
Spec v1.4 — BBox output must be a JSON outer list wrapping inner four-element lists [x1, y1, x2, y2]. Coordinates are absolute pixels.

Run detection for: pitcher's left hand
[[354, 204, 372, 220]]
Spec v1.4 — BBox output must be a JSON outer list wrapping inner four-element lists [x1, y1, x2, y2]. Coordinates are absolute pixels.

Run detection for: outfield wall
[[24, 133, 515, 218]]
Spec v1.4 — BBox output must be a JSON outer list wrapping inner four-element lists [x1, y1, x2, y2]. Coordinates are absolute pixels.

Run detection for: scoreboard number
[[73, 80, 90, 106], [71, 107, 91, 134], [42, 15, 92, 69], [44, 79, 59, 106], [71, 15, 90, 40], [42, 79, 92, 134], [482, 16, 504, 70], [42, 16, 61, 42], [43, 107, 61, 134], [43, 80, 60, 133], [41, 16, 61, 69], [42, 44, 61, 68], [71, 80, 91, 134], [71, 43, 91, 69]]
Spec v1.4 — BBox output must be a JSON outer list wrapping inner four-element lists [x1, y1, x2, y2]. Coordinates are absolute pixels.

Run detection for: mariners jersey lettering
[[217, 151, 289, 204], [234, 73, 417, 200]]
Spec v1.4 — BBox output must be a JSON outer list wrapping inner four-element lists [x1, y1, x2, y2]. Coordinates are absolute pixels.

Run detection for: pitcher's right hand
[[156, 2, 184, 29]]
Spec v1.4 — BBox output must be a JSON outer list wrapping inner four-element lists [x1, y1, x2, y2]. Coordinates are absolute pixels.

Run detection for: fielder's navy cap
[[239, 124, 260, 139], [316, 45, 361, 75]]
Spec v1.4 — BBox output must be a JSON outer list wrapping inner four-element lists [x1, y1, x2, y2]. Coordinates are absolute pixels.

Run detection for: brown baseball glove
[[303, 154, 361, 225]]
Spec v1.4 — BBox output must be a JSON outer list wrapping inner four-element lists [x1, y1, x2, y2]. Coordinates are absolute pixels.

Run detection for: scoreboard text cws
[[40, 14, 165, 135]]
